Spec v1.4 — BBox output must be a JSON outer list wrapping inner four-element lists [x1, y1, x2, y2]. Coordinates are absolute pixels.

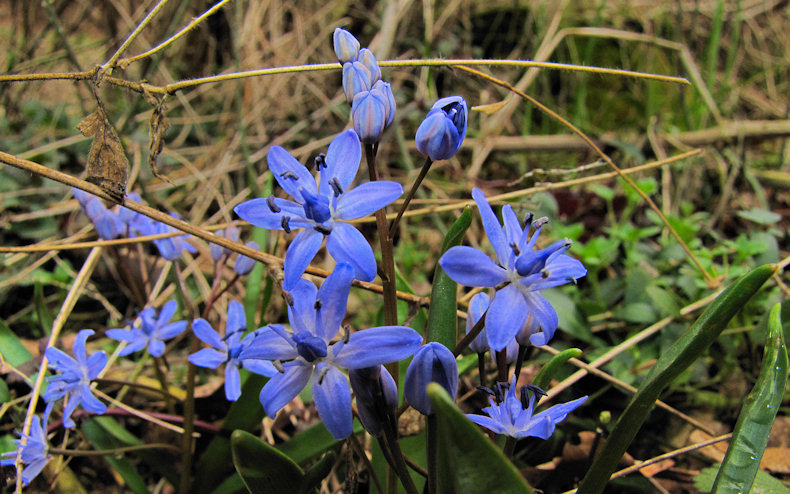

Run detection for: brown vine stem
[[0, 150, 428, 307], [0, 59, 689, 97], [454, 65, 717, 287]]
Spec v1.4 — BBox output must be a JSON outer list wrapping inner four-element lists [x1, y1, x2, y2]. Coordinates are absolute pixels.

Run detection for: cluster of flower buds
[[334, 28, 396, 143]]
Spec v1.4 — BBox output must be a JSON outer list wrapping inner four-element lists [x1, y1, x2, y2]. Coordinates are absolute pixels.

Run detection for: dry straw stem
[[560, 433, 734, 494], [0, 150, 428, 308], [539, 345, 715, 436], [0, 59, 689, 96], [17, 246, 103, 493], [456, 65, 716, 287]]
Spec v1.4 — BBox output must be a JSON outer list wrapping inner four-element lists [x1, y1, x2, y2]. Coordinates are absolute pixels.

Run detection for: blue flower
[[42, 330, 107, 428], [352, 80, 396, 144], [439, 188, 586, 350], [239, 263, 422, 439], [0, 405, 52, 485], [106, 300, 187, 357], [151, 213, 197, 260], [73, 188, 124, 240], [467, 377, 586, 438], [404, 342, 459, 415], [333, 28, 360, 63], [349, 365, 399, 436], [233, 130, 403, 290], [415, 96, 468, 161], [233, 241, 260, 276], [210, 226, 240, 260], [189, 300, 277, 401]]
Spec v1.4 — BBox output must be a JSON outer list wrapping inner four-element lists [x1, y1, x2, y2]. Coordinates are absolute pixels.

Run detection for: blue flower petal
[[528, 255, 587, 290], [234, 197, 310, 230], [193, 318, 224, 349], [225, 365, 242, 401], [148, 339, 165, 357], [514, 416, 555, 439], [61, 395, 80, 428], [79, 385, 106, 415], [227, 301, 246, 335], [466, 414, 509, 435], [334, 181, 403, 220], [472, 188, 511, 266], [157, 321, 187, 340], [286, 279, 318, 335], [72, 329, 93, 366], [320, 130, 361, 196], [325, 222, 376, 282], [85, 352, 107, 379], [485, 284, 528, 351], [267, 146, 317, 198], [315, 263, 354, 341], [189, 348, 226, 368], [524, 291, 559, 346], [334, 326, 422, 369], [283, 229, 324, 290], [312, 364, 353, 439], [241, 359, 278, 377], [44, 347, 76, 371], [240, 326, 298, 360], [259, 360, 312, 417], [158, 300, 178, 327], [439, 246, 509, 287]]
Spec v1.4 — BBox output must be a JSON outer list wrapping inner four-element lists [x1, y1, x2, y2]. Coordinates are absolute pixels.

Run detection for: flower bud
[[85, 197, 122, 240], [404, 342, 458, 415], [342, 61, 372, 104], [372, 80, 396, 126], [352, 90, 388, 144], [210, 226, 240, 260], [234, 241, 260, 276], [118, 192, 143, 225], [350, 365, 398, 436], [415, 95, 468, 161], [358, 48, 381, 85], [333, 28, 360, 63], [467, 292, 490, 354]]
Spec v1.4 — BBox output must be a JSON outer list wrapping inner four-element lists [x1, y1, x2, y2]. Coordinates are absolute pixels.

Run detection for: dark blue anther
[[281, 216, 292, 234], [266, 195, 281, 213], [329, 177, 343, 197]]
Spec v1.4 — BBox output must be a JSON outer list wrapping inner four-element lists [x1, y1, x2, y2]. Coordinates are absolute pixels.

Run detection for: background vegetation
[[0, 0, 788, 492]]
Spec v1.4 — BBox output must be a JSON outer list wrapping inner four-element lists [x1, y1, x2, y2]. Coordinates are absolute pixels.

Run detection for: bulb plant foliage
[[5, 26, 625, 494]]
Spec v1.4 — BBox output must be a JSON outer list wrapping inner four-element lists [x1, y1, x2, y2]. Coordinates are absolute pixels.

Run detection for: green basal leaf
[[711, 303, 787, 494], [0, 319, 33, 368], [82, 419, 149, 494], [426, 206, 473, 349], [696, 465, 790, 493], [231, 430, 305, 494], [577, 264, 776, 494], [533, 348, 582, 391], [428, 383, 534, 494]]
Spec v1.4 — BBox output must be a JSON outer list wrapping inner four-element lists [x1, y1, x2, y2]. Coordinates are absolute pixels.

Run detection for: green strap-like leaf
[[427, 382, 534, 494], [532, 348, 583, 391], [425, 206, 473, 348], [230, 430, 305, 494], [711, 303, 788, 493], [577, 264, 776, 494]]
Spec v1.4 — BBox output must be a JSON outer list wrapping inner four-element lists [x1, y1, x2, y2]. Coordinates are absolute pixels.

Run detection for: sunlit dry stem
[[98, 0, 173, 76]]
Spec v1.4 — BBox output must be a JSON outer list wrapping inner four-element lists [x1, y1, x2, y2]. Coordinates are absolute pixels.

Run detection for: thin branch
[[99, 0, 173, 75]]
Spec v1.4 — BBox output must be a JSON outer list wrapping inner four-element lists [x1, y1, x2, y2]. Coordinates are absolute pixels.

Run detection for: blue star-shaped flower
[[42, 330, 107, 428], [240, 263, 422, 439], [106, 300, 187, 357], [439, 188, 587, 350], [189, 300, 278, 401], [0, 405, 53, 485], [233, 130, 403, 289], [467, 377, 586, 438]]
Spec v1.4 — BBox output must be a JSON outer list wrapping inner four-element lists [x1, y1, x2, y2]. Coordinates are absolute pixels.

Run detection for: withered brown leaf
[[148, 105, 170, 182], [77, 108, 128, 202]]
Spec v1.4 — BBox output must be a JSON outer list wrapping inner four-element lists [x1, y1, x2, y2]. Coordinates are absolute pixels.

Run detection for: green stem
[[477, 353, 487, 389], [503, 437, 517, 458], [174, 264, 198, 494], [426, 413, 438, 494], [389, 156, 433, 237], [151, 357, 175, 414], [453, 308, 488, 356]]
